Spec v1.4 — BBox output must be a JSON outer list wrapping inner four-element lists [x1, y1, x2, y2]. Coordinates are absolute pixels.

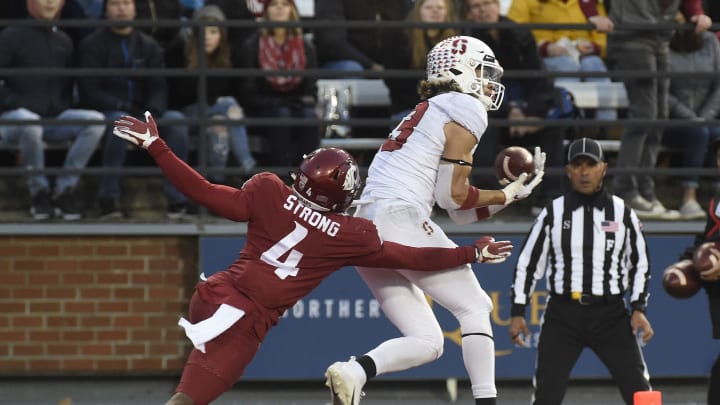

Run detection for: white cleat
[[325, 359, 364, 405]]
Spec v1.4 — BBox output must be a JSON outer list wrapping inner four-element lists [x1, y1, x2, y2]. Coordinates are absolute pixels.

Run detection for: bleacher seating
[[316, 79, 630, 153]]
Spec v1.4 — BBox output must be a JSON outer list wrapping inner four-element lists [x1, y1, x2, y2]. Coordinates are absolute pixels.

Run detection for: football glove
[[533, 146, 546, 176], [501, 170, 544, 205], [113, 111, 159, 149], [475, 236, 513, 264]]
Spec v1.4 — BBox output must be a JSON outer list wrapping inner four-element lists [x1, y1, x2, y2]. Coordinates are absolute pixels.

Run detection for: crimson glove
[[113, 111, 160, 149], [475, 236, 513, 264]]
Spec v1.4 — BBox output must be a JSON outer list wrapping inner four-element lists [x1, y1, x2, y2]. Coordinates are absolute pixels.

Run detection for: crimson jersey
[[148, 140, 477, 325]]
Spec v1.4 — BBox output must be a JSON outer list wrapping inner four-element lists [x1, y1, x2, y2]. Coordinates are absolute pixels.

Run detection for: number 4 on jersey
[[260, 221, 308, 279]]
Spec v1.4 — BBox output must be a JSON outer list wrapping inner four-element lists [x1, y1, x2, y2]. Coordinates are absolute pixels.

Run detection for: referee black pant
[[532, 296, 650, 405]]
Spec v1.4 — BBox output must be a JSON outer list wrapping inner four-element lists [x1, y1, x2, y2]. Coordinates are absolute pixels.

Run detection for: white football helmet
[[426, 36, 505, 111]]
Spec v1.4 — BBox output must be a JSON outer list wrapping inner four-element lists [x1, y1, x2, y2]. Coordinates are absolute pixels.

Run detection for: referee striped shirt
[[510, 188, 651, 317]]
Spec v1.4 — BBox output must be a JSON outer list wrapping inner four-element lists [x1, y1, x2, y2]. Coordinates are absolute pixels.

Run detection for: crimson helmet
[[426, 35, 505, 111], [291, 148, 362, 212]]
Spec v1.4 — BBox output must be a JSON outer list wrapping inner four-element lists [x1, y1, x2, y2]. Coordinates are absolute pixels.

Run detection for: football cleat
[[325, 357, 365, 405]]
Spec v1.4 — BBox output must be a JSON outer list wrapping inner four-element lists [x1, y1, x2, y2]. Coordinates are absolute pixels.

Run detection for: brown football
[[693, 241, 720, 274], [662, 260, 701, 299], [494, 146, 535, 185]]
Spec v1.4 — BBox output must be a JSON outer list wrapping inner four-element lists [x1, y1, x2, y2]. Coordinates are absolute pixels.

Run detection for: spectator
[[507, 0, 618, 122], [667, 138, 720, 404], [583, 0, 712, 219], [462, 0, 569, 214], [206, 0, 261, 45], [1, 0, 96, 46], [662, 13, 720, 220], [75, 0, 103, 18], [135, 0, 184, 49], [112, 111, 512, 405], [235, 0, 318, 167], [509, 138, 654, 405], [383, 0, 460, 125], [313, 0, 411, 139], [165, 5, 256, 183], [0, 0, 105, 220], [313, 0, 411, 72], [77, 0, 193, 219]]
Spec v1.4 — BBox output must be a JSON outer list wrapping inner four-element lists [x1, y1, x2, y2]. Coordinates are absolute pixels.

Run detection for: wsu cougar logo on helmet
[[292, 148, 362, 212], [343, 163, 359, 192]]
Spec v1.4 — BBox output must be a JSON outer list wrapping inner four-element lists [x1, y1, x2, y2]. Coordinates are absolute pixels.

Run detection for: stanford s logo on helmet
[[426, 35, 505, 111], [291, 148, 362, 212]]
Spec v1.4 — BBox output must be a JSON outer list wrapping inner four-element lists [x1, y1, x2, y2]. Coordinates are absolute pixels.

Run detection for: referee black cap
[[567, 138, 604, 163]]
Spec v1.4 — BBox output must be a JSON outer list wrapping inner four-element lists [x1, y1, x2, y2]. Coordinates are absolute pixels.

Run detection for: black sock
[[356, 355, 377, 379], [475, 398, 496, 405]]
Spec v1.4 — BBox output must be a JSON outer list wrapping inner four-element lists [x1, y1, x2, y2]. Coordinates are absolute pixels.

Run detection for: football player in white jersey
[[324, 36, 545, 405]]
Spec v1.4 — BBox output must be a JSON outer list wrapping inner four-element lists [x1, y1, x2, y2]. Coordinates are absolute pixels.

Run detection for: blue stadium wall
[[200, 234, 715, 381]]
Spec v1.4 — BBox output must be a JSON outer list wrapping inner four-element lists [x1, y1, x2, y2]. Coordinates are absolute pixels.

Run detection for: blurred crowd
[[0, 0, 718, 221]]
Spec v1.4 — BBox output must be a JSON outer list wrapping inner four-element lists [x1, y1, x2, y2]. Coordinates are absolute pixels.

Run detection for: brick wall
[[0, 235, 198, 375]]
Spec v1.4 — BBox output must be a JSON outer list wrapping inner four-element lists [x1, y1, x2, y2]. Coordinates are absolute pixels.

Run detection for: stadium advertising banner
[[199, 235, 717, 380]]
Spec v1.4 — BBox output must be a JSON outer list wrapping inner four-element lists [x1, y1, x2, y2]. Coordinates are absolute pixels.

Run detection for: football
[[693, 241, 720, 274], [494, 146, 535, 185], [662, 260, 701, 299]]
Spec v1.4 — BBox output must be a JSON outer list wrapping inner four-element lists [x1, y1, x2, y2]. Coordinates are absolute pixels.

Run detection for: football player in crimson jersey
[[112, 111, 515, 405], [669, 139, 720, 403], [324, 36, 546, 405]]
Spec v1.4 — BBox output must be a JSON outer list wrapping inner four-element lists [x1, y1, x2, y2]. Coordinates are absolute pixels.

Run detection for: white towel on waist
[[178, 303, 245, 353]]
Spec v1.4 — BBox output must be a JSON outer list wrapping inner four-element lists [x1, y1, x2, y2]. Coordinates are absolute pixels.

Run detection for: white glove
[[533, 146, 546, 176], [112, 111, 159, 149], [501, 170, 544, 205]]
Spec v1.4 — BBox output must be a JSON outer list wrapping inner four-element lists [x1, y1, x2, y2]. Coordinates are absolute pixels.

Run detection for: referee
[[508, 138, 654, 405]]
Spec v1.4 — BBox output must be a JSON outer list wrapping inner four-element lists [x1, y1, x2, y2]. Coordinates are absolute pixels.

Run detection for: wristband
[[459, 186, 479, 210]]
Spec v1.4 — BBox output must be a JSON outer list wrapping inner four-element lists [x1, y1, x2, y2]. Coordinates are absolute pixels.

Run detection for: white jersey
[[361, 92, 488, 215]]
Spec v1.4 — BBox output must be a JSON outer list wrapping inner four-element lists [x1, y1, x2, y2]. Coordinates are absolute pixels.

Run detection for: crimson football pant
[[175, 292, 263, 405], [532, 297, 650, 405]]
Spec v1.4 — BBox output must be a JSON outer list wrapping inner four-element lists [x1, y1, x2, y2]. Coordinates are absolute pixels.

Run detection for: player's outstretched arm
[[113, 112, 245, 218], [355, 237, 513, 270]]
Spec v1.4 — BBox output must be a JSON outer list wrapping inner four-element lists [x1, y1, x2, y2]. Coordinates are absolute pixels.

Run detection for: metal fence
[[1, 18, 719, 180]]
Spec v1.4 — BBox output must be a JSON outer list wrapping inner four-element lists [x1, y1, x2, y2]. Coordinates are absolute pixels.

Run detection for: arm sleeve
[[297, 39, 318, 102], [682, 196, 720, 260], [0, 29, 20, 110], [511, 209, 551, 317], [699, 35, 720, 120], [144, 40, 168, 115], [147, 140, 251, 221], [668, 94, 697, 118], [682, 0, 705, 18], [579, 0, 600, 18], [77, 37, 127, 111], [506, 0, 530, 23], [351, 241, 476, 270], [625, 209, 651, 312]]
